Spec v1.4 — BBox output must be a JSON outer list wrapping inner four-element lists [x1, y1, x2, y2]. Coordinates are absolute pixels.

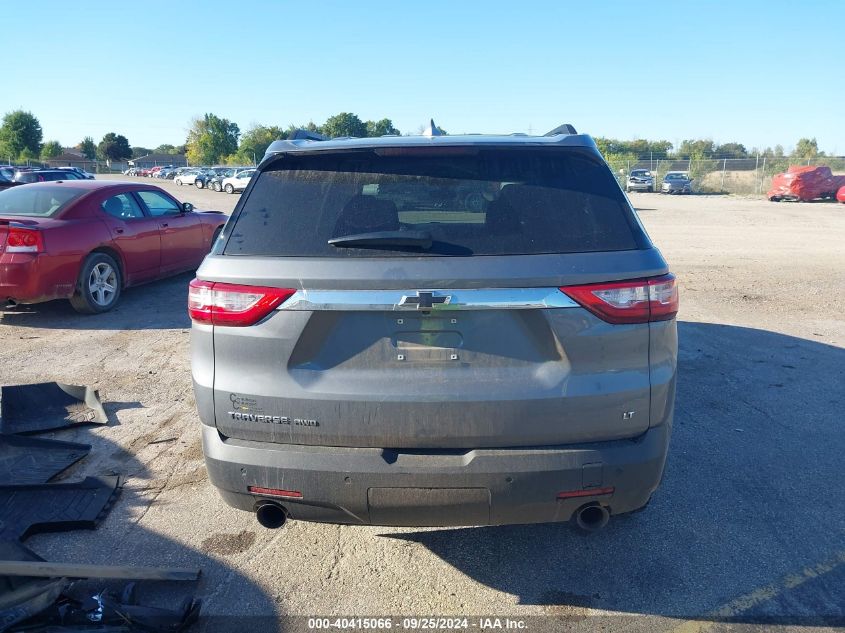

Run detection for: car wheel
[[175, 179, 182, 186], [196, 180, 204, 189], [213, 182, 220, 192], [70, 253, 122, 314], [225, 184, 234, 194]]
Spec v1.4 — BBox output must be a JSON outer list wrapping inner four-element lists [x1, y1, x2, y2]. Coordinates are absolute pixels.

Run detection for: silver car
[[626, 169, 654, 192], [190, 126, 678, 531]]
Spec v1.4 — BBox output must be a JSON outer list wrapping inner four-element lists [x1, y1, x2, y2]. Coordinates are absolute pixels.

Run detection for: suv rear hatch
[[196, 145, 669, 449]]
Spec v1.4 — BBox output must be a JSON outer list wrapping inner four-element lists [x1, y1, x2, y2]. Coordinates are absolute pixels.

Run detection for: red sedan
[[0, 180, 226, 313]]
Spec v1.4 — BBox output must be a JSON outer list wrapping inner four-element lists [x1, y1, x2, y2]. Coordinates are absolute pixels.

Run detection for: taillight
[[5, 228, 44, 253], [188, 279, 295, 326], [560, 274, 678, 324]]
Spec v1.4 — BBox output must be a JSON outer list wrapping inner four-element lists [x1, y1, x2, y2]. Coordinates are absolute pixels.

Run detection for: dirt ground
[[1, 181, 843, 632]]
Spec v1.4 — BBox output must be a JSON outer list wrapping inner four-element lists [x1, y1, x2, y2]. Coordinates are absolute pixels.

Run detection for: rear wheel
[[224, 183, 234, 194], [70, 253, 122, 314], [175, 179, 182, 186], [196, 179, 204, 189]]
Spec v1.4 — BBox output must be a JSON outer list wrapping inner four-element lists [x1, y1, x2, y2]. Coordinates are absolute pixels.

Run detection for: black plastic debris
[[0, 384, 107, 435], [0, 436, 90, 486], [0, 477, 121, 542], [13, 582, 200, 632], [0, 540, 70, 632]]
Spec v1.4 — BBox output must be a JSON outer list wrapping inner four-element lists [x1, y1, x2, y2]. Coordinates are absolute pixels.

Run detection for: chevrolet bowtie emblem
[[398, 291, 451, 310]]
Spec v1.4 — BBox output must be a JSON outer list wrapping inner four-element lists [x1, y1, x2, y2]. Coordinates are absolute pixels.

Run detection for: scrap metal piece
[[0, 383, 107, 435], [0, 477, 121, 542], [0, 561, 200, 582], [0, 436, 90, 486]]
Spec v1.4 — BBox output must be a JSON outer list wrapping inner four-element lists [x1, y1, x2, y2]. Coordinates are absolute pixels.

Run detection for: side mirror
[[182, 202, 194, 213]]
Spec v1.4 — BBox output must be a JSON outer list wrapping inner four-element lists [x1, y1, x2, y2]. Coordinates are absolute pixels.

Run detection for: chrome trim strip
[[278, 288, 578, 311]]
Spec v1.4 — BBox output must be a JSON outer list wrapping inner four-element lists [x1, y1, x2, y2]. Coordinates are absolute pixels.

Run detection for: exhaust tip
[[575, 504, 610, 532], [255, 502, 288, 529]]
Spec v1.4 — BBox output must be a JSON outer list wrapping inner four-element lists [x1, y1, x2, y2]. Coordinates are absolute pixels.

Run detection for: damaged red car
[[0, 180, 226, 313]]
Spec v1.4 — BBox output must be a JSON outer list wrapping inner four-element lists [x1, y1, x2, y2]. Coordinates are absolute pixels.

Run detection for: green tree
[[714, 142, 747, 158], [365, 118, 400, 137], [0, 110, 43, 159], [77, 136, 97, 160], [98, 133, 132, 164], [237, 124, 286, 163], [321, 112, 367, 138], [155, 144, 176, 154], [792, 138, 821, 159], [40, 140, 63, 159], [676, 139, 716, 159], [186, 113, 240, 165], [131, 146, 152, 158], [593, 138, 672, 159]]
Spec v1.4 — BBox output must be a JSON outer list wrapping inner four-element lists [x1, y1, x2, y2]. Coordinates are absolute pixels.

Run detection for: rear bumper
[[627, 182, 653, 191], [201, 422, 671, 527], [0, 253, 66, 304]]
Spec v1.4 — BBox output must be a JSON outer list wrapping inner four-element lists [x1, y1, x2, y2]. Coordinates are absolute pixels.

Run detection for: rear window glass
[[224, 148, 640, 257], [0, 185, 84, 217]]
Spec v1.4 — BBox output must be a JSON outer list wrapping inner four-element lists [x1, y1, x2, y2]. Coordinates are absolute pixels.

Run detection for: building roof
[[130, 153, 187, 164]]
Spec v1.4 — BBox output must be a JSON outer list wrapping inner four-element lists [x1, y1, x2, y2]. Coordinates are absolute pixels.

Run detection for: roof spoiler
[[544, 124, 578, 136], [288, 129, 327, 141]]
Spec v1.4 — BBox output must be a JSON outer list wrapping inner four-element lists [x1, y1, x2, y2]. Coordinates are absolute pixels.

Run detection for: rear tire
[[196, 179, 204, 189], [69, 253, 122, 314], [175, 179, 182, 186], [224, 184, 234, 194]]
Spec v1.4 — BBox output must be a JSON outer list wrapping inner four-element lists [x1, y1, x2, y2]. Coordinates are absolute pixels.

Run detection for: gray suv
[[190, 126, 678, 531]]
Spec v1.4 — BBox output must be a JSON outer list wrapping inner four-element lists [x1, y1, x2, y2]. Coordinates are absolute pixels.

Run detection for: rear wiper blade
[[328, 230, 433, 250]]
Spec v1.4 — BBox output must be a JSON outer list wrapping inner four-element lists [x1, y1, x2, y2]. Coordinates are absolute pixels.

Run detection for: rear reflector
[[560, 274, 678, 324], [248, 486, 303, 499], [557, 487, 614, 499], [188, 279, 294, 326], [5, 228, 44, 253]]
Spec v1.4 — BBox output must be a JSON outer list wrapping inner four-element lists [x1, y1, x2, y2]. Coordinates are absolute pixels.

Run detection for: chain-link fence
[[608, 156, 845, 195]]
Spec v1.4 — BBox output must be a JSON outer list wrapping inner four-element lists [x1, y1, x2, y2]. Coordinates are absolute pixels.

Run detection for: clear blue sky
[[3, 0, 843, 154]]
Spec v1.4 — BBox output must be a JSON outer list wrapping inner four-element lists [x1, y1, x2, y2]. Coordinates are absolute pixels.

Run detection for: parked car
[[13, 169, 84, 183], [159, 167, 179, 180], [220, 168, 256, 193], [626, 169, 654, 192], [0, 180, 226, 313], [190, 126, 678, 531], [837, 185, 845, 203], [661, 171, 692, 194], [174, 169, 203, 186], [0, 167, 18, 191], [56, 166, 95, 179], [208, 168, 243, 192], [137, 168, 152, 177], [194, 168, 221, 189], [767, 165, 845, 202]]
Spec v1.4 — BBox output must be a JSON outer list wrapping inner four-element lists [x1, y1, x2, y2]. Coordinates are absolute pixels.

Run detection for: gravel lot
[[1, 182, 843, 632]]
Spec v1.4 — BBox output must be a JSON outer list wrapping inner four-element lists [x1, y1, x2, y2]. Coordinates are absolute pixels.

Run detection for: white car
[[221, 168, 256, 194], [174, 169, 202, 186]]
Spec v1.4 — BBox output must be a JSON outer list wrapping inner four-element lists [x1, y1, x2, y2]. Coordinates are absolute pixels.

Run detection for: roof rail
[[544, 124, 578, 136], [288, 129, 327, 141]]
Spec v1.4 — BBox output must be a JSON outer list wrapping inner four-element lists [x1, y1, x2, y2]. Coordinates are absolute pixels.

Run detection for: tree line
[[0, 108, 832, 168]]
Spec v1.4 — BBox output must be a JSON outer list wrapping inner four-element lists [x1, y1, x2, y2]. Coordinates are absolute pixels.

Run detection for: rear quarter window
[[224, 148, 643, 257]]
